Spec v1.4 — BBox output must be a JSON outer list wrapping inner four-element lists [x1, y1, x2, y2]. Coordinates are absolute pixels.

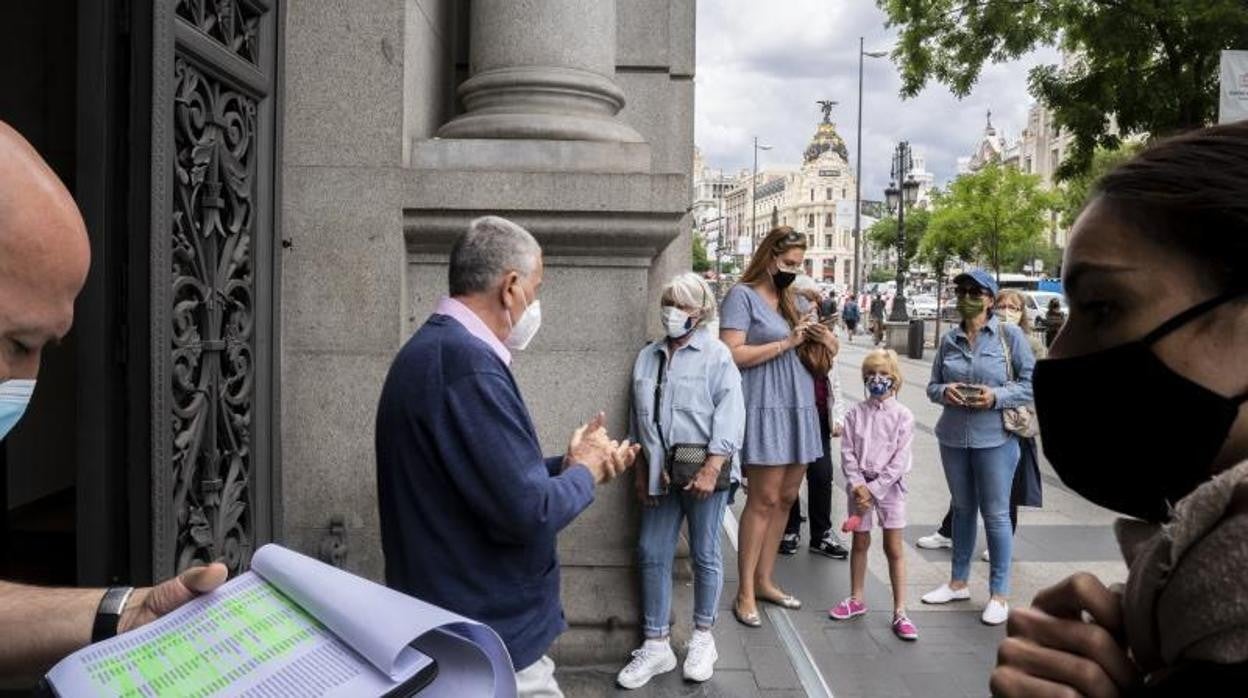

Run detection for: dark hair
[[1093, 122, 1248, 292]]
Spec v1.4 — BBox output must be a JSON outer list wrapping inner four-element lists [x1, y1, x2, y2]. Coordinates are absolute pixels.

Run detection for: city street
[[561, 333, 1128, 697]]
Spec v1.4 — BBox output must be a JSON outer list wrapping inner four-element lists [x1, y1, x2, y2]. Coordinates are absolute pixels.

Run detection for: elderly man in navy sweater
[[376, 216, 639, 697]]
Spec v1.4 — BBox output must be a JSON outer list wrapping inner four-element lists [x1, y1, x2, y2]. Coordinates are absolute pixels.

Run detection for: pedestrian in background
[[921, 269, 1035, 626], [617, 273, 744, 689], [1043, 297, 1065, 348], [828, 349, 918, 642], [992, 120, 1248, 698], [842, 294, 861, 342], [870, 294, 886, 345], [779, 276, 849, 560], [916, 288, 1044, 559], [719, 227, 824, 628]]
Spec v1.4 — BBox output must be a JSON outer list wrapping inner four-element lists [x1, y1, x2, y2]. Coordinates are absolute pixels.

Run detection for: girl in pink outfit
[[828, 349, 918, 641]]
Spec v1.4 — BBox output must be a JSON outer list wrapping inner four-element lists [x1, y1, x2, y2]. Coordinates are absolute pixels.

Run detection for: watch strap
[[91, 586, 135, 643]]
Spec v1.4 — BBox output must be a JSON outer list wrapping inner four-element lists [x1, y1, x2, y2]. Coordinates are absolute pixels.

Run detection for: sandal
[[757, 592, 802, 610], [732, 601, 762, 628]]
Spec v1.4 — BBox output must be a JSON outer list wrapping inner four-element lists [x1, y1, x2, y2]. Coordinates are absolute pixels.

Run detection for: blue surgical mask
[[865, 375, 893, 398], [0, 379, 36, 440]]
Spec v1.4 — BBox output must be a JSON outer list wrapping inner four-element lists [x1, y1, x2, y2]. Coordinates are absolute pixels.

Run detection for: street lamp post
[[752, 136, 772, 246], [854, 38, 888, 295], [884, 141, 920, 323]]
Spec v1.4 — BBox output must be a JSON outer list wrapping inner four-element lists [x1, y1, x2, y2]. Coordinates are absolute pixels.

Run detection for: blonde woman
[[719, 227, 827, 627], [619, 273, 744, 688]]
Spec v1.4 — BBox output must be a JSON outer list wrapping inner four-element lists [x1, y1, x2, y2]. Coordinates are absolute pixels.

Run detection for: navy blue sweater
[[376, 314, 595, 670]]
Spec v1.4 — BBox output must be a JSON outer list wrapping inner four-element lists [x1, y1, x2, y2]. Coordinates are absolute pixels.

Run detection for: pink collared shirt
[[840, 396, 914, 502], [434, 296, 511, 366]]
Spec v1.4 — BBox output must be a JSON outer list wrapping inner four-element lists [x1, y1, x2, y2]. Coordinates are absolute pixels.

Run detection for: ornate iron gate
[[150, 0, 279, 578]]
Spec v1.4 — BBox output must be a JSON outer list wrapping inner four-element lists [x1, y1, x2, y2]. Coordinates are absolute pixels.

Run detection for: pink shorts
[[846, 490, 907, 532]]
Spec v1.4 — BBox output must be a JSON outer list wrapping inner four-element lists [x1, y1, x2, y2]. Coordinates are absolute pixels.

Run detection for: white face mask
[[504, 283, 541, 350], [1001, 308, 1023, 326], [661, 307, 697, 339], [0, 379, 36, 440]]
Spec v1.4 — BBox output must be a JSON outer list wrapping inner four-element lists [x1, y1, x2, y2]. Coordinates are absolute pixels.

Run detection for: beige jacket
[[1116, 458, 1248, 678]]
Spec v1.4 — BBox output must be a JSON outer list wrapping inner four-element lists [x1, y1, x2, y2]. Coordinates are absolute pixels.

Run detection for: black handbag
[[654, 348, 730, 491]]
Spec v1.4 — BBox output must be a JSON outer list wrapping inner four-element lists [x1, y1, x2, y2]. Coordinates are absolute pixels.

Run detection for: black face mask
[[772, 270, 797, 291], [1034, 290, 1248, 522]]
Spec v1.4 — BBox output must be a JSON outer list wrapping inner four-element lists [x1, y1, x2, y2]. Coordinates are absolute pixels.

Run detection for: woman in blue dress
[[719, 227, 831, 626]]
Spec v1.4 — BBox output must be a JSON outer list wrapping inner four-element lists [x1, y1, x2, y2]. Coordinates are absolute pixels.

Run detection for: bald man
[[0, 122, 227, 677]]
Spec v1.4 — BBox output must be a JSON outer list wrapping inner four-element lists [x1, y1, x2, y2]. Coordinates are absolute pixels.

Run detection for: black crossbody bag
[[654, 348, 730, 491]]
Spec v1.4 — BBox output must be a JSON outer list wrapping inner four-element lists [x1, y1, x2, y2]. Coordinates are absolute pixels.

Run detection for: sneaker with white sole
[[982, 599, 1009, 626], [616, 640, 677, 689], [921, 583, 972, 605], [916, 532, 953, 549], [682, 630, 718, 683], [779, 533, 799, 555]]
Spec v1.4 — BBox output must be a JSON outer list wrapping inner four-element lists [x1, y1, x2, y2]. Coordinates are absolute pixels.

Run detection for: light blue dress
[[719, 284, 823, 466]]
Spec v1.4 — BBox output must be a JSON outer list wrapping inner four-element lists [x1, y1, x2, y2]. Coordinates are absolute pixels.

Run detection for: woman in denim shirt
[[618, 273, 745, 689], [921, 269, 1035, 626]]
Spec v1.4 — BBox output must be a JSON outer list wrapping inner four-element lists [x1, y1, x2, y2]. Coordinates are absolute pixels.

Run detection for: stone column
[[412, 0, 651, 173], [437, 0, 642, 144]]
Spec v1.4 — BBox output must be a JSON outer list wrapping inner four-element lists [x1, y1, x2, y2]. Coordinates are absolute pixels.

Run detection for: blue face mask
[[865, 375, 893, 398], [0, 379, 36, 440]]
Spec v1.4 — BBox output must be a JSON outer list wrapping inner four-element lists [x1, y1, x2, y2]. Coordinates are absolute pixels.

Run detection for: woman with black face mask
[[719, 227, 830, 628], [991, 122, 1248, 697]]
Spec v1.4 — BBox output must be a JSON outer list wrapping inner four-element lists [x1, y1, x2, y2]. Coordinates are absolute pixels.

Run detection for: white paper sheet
[[45, 544, 516, 697]]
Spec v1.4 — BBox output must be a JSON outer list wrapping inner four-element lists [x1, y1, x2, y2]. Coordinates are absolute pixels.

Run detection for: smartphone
[[956, 384, 984, 402]]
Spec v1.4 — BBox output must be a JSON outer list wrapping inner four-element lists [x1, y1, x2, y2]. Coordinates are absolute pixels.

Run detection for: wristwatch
[[91, 586, 135, 643]]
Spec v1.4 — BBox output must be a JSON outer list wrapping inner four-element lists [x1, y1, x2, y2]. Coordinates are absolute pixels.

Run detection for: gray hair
[[448, 216, 542, 296], [660, 272, 717, 325]]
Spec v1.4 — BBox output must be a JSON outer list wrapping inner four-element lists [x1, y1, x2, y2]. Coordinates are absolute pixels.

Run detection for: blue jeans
[[637, 489, 729, 637], [940, 440, 1019, 596]]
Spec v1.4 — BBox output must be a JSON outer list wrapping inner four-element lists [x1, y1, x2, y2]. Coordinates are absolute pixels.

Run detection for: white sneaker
[[616, 640, 677, 689], [921, 583, 972, 605], [982, 599, 1009, 626], [682, 630, 718, 683], [981, 549, 991, 562], [916, 532, 953, 549]]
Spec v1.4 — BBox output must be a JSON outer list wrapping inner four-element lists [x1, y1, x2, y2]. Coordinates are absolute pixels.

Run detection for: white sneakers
[[982, 598, 1009, 626], [616, 632, 718, 689], [683, 630, 718, 683], [921, 583, 971, 605], [921, 584, 1010, 626], [982, 549, 991, 562], [915, 532, 953, 549], [616, 640, 677, 689]]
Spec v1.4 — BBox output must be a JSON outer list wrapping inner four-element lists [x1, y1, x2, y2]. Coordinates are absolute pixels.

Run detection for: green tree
[[926, 162, 1059, 273], [867, 207, 931, 271], [692, 233, 711, 273], [1057, 142, 1143, 228], [878, 0, 1248, 178], [867, 268, 895, 283]]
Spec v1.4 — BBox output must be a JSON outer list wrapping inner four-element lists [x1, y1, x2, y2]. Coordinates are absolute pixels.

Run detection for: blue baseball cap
[[953, 269, 999, 297]]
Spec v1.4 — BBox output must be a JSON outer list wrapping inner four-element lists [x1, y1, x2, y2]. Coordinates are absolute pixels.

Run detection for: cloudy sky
[[694, 0, 1061, 197]]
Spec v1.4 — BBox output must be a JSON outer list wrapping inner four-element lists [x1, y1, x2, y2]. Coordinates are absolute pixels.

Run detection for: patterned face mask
[[865, 374, 893, 398]]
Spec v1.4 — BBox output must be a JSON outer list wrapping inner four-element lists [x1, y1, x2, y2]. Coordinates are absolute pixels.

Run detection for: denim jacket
[[926, 316, 1035, 449], [630, 328, 746, 495]]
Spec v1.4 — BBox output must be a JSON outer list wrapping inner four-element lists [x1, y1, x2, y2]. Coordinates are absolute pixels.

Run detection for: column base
[[411, 137, 652, 174]]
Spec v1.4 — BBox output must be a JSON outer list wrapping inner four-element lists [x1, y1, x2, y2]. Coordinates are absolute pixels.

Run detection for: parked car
[[908, 294, 938, 320]]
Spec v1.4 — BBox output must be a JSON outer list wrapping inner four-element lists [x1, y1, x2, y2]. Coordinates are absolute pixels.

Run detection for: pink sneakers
[[827, 597, 867, 620], [892, 613, 919, 641]]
